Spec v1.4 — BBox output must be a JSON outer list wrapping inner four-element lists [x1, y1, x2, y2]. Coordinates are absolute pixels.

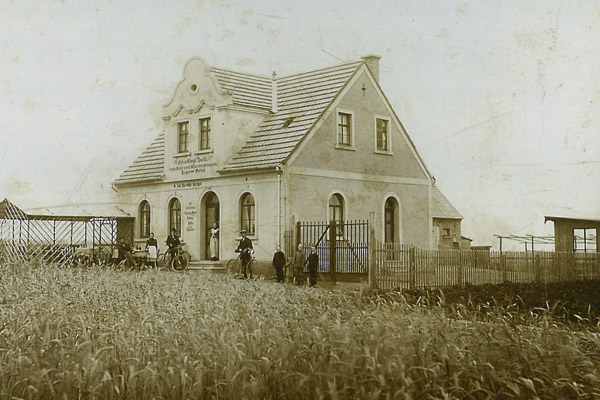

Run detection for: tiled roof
[[221, 61, 363, 171], [432, 185, 463, 219], [114, 133, 165, 185], [210, 67, 272, 110]]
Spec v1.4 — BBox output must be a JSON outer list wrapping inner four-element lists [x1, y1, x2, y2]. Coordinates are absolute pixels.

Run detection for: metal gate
[[296, 220, 369, 280]]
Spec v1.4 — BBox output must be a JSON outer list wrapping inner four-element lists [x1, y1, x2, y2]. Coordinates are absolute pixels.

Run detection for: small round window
[[190, 84, 198, 92]]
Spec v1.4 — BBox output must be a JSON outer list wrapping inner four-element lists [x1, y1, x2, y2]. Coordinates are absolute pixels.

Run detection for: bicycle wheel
[[171, 254, 188, 272], [247, 260, 254, 279], [72, 254, 91, 268], [227, 259, 241, 277], [157, 253, 168, 269]]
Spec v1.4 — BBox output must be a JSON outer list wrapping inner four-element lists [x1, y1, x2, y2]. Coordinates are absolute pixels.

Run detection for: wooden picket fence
[[370, 240, 600, 290]]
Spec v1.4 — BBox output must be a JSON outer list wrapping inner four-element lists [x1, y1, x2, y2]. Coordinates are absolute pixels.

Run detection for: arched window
[[384, 197, 399, 243], [240, 193, 256, 235], [139, 200, 151, 238], [169, 198, 182, 236], [328, 193, 344, 223]]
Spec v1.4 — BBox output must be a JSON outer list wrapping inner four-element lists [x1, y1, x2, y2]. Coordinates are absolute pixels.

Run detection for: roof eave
[[218, 165, 278, 175], [113, 175, 165, 188]]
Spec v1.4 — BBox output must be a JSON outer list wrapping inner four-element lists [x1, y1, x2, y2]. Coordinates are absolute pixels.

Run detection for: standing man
[[292, 243, 306, 285], [306, 246, 319, 287], [166, 228, 180, 260], [235, 229, 253, 279], [272, 245, 285, 283]]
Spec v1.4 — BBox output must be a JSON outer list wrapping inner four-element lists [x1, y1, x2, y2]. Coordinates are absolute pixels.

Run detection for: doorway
[[201, 192, 220, 260]]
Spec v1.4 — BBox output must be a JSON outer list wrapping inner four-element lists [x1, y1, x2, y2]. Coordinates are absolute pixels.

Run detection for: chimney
[[361, 54, 381, 83], [271, 71, 278, 113]]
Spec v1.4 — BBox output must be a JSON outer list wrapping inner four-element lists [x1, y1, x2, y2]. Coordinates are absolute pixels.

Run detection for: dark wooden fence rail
[[371, 239, 600, 290]]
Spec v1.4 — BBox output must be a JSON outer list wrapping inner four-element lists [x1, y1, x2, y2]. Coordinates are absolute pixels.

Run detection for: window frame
[[573, 228, 597, 253], [169, 198, 182, 237], [138, 200, 151, 238], [336, 109, 356, 150], [328, 193, 345, 235], [198, 116, 212, 152], [240, 192, 256, 235], [374, 115, 392, 154], [177, 120, 190, 154]]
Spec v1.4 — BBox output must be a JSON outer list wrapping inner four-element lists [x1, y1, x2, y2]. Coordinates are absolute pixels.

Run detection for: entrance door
[[204, 192, 220, 260]]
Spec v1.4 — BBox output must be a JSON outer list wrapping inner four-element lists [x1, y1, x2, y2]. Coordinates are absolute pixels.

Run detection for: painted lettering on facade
[[174, 180, 203, 189], [169, 155, 218, 176], [184, 204, 197, 232]]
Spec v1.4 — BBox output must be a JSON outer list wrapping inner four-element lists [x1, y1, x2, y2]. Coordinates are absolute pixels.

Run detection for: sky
[[1, 0, 599, 250]]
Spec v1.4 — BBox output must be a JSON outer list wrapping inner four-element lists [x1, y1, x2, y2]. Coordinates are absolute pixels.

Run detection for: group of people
[[272, 243, 319, 287], [117, 226, 319, 286], [116, 229, 182, 269]]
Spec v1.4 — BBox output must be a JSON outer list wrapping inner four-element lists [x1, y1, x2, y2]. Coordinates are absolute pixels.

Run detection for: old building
[[113, 56, 452, 263], [431, 185, 463, 250], [545, 216, 599, 253]]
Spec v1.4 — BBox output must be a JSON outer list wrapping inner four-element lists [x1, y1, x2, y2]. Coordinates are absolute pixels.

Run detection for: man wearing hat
[[235, 229, 253, 278], [166, 228, 181, 259]]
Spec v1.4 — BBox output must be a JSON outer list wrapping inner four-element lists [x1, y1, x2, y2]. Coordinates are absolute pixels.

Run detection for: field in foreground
[[1, 264, 600, 399]]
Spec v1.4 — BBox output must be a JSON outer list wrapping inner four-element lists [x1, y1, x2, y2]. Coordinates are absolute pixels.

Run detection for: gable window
[[199, 117, 211, 151], [169, 198, 182, 236], [338, 112, 352, 146], [178, 121, 189, 153], [328, 194, 344, 222], [240, 193, 256, 235], [329, 193, 345, 234], [139, 201, 151, 238], [384, 197, 399, 243], [376, 118, 389, 151], [574, 228, 597, 253], [442, 228, 451, 238]]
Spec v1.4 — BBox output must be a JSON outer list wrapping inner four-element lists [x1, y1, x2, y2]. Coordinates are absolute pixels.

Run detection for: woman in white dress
[[209, 223, 219, 261]]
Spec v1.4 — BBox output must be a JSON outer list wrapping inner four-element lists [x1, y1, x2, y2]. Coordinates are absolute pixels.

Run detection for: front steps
[[188, 260, 225, 271]]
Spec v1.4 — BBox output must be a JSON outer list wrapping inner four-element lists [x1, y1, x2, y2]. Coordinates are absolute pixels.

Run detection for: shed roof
[[0, 198, 132, 221], [431, 185, 463, 220]]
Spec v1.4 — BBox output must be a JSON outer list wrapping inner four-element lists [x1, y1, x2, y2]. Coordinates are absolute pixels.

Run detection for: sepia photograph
[[1, 0, 599, 398]]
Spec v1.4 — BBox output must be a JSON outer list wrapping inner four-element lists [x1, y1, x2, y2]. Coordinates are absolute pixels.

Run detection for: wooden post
[[329, 220, 336, 283], [369, 231, 375, 289], [409, 247, 416, 290]]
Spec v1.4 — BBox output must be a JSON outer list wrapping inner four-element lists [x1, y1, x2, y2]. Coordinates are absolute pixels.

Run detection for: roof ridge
[[210, 66, 271, 81], [279, 60, 363, 81], [210, 60, 363, 83]]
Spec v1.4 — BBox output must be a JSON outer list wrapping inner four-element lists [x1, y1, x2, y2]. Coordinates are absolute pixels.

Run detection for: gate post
[[329, 220, 336, 283], [369, 229, 375, 289], [295, 221, 301, 249]]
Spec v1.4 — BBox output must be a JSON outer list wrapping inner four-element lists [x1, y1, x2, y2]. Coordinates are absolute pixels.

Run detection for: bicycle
[[156, 244, 189, 272], [227, 249, 255, 279]]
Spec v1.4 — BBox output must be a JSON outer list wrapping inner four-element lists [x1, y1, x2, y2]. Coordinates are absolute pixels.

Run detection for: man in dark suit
[[272, 245, 285, 283], [306, 246, 319, 287], [166, 228, 180, 259], [235, 229, 253, 279]]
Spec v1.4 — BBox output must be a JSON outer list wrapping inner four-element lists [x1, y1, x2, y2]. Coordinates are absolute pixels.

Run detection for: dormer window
[[177, 121, 189, 153], [199, 117, 212, 151], [282, 117, 294, 129]]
